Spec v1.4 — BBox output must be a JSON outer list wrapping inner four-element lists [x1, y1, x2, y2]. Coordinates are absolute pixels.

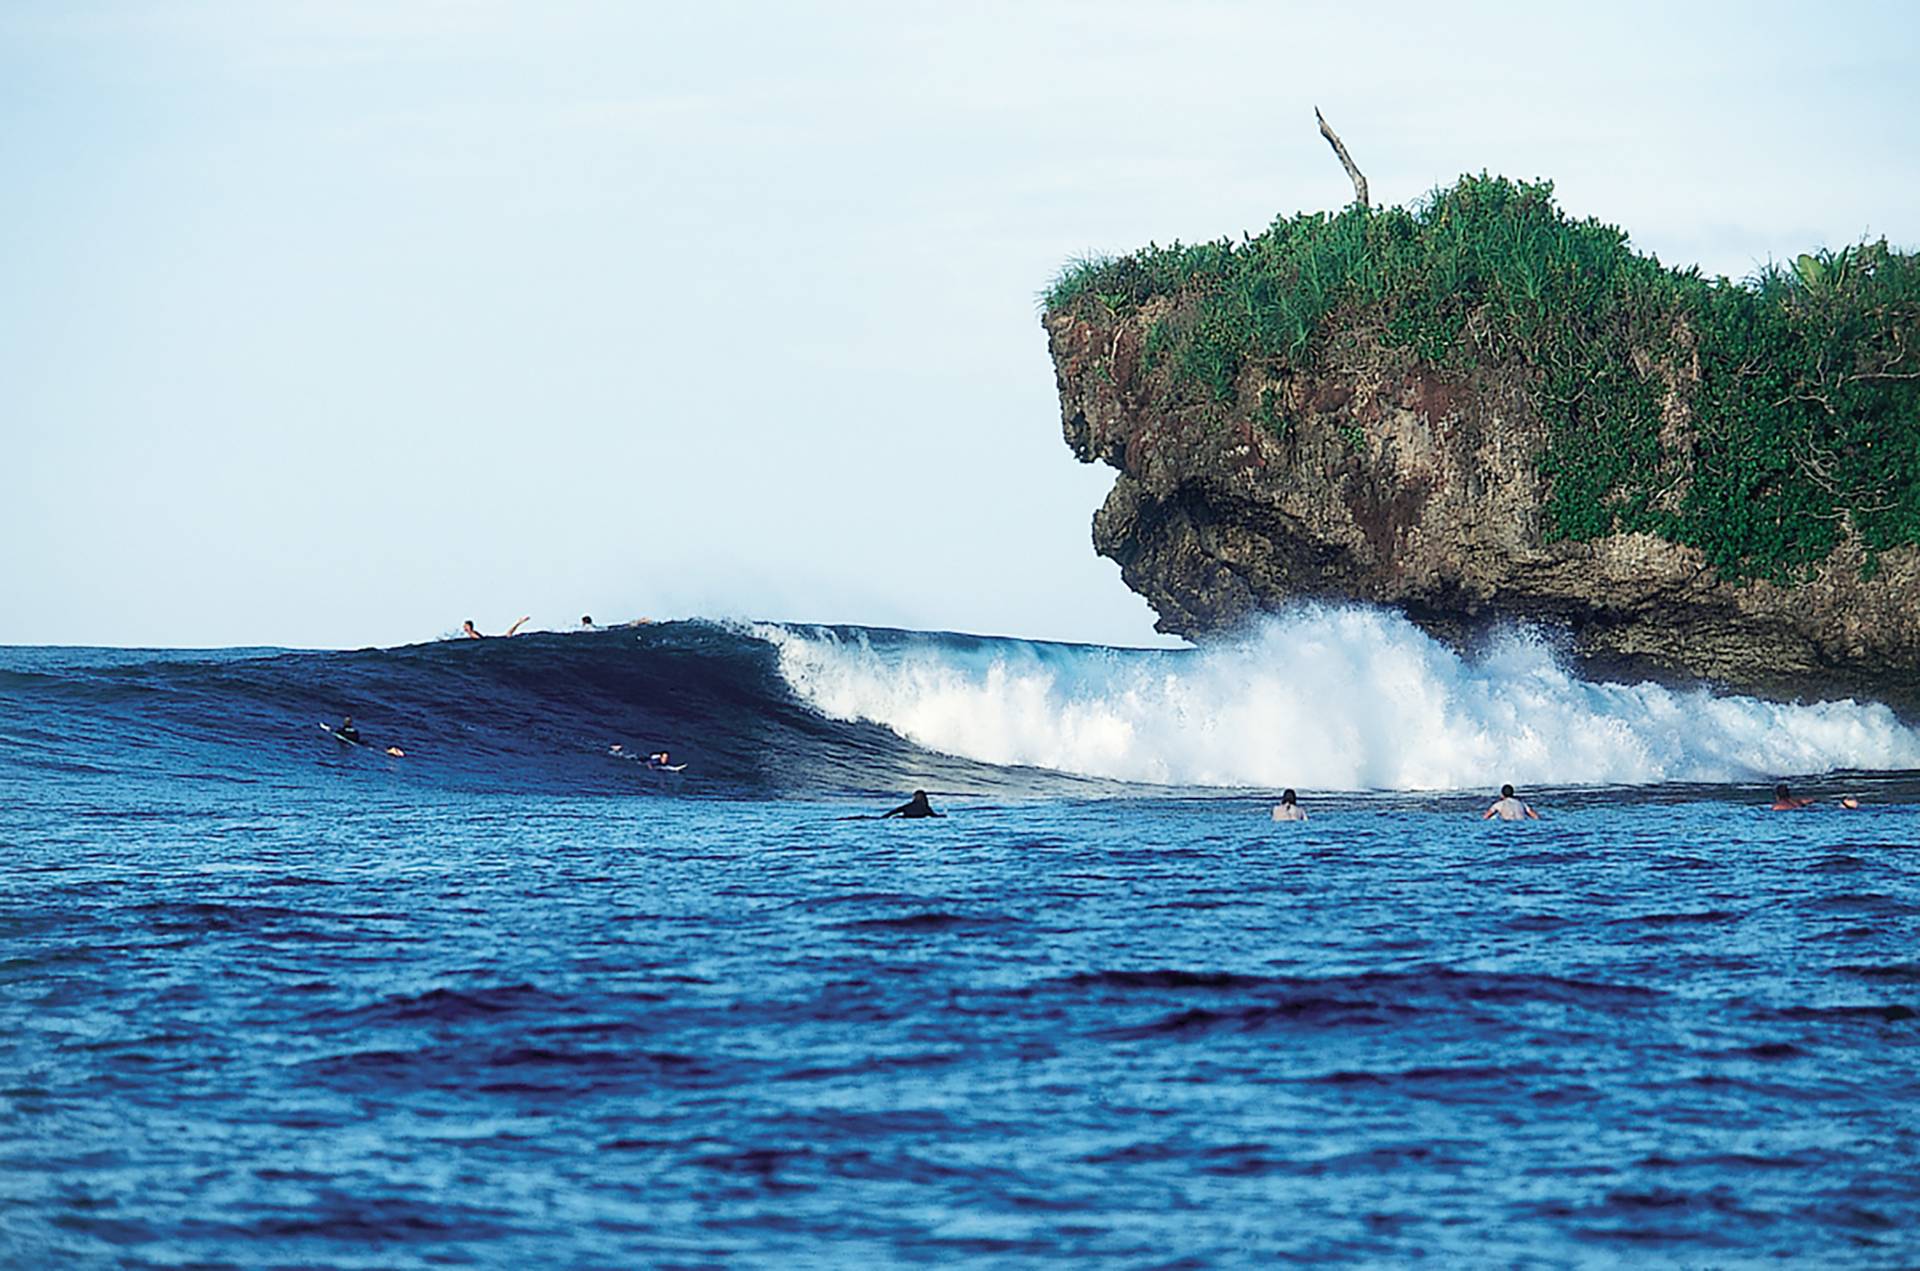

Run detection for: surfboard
[[321, 723, 405, 757], [650, 763, 688, 773], [320, 722, 369, 747]]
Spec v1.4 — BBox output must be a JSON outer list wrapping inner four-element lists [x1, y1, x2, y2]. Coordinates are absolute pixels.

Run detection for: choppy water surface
[[5, 778, 1919, 1267]]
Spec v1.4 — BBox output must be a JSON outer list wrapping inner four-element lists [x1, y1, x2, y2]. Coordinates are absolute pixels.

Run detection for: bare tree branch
[[1314, 107, 1369, 208]]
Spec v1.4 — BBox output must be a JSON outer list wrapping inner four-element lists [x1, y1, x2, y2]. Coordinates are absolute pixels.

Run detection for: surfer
[[1771, 783, 1816, 810], [646, 751, 674, 769], [881, 790, 942, 819], [462, 616, 532, 639], [1271, 789, 1308, 822], [325, 716, 404, 757], [1483, 784, 1540, 821]]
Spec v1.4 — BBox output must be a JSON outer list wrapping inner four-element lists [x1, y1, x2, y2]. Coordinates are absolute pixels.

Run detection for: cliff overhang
[[1044, 177, 1920, 702]]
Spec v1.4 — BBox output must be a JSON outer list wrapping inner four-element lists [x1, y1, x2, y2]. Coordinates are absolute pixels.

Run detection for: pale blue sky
[[4, 1, 1915, 648]]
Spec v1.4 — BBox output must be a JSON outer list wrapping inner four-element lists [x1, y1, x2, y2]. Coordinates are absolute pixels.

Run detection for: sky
[[3, 0, 1916, 649]]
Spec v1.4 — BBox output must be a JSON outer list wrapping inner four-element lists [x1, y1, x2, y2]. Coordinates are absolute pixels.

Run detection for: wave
[[760, 608, 1920, 789], [2, 608, 1917, 797]]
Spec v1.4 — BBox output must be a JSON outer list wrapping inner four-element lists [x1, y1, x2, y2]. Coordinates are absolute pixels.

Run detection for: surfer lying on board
[[882, 791, 942, 819], [608, 744, 686, 772], [1769, 783, 1861, 810], [462, 616, 532, 639], [1771, 783, 1815, 810], [1483, 784, 1540, 821], [325, 717, 405, 757]]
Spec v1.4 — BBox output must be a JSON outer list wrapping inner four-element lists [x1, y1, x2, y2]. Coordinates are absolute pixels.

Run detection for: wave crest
[[757, 608, 1920, 790]]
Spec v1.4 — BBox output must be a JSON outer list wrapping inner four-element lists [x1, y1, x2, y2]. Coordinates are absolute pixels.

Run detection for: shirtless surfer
[[1770, 783, 1816, 810], [1484, 784, 1540, 821], [1271, 789, 1308, 822]]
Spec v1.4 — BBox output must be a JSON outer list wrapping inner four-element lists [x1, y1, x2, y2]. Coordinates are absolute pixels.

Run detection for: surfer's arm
[[881, 804, 905, 818], [505, 616, 531, 637]]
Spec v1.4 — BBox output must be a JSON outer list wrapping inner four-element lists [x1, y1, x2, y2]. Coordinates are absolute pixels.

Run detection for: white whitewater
[[755, 607, 1920, 790]]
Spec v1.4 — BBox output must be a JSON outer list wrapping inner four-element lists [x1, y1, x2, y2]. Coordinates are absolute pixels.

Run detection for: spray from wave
[[757, 607, 1920, 790]]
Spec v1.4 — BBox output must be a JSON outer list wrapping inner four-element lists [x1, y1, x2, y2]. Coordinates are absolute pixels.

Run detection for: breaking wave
[[3, 609, 1915, 796], [759, 608, 1920, 790]]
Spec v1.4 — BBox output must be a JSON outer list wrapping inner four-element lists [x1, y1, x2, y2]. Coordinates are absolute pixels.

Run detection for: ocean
[[4, 612, 1919, 1266]]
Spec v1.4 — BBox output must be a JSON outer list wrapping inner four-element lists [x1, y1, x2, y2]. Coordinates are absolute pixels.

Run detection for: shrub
[[1044, 176, 1920, 582]]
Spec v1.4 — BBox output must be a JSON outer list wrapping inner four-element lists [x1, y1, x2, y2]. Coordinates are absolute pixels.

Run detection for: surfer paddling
[[1483, 784, 1540, 821], [462, 616, 531, 639], [608, 744, 685, 772], [1771, 783, 1815, 810], [325, 716, 405, 757], [1769, 782, 1857, 810]]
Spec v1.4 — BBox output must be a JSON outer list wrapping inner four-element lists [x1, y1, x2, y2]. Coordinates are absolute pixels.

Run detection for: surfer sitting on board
[[1483, 784, 1540, 821], [336, 716, 360, 744], [881, 791, 942, 819], [462, 616, 531, 639], [1271, 789, 1307, 822]]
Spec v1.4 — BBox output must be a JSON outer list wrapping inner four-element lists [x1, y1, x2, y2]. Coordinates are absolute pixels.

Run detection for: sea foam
[[756, 607, 1920, 790]]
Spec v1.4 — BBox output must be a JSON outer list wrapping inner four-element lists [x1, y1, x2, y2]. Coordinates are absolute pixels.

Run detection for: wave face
[[3, 610, 1918, 797]]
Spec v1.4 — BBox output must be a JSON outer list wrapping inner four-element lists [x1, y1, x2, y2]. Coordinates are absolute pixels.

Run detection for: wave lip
[[757, 608, 1920, 790]]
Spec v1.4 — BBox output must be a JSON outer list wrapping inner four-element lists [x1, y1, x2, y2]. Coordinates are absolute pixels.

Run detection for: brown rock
[[1046, 307, 1920, 704]]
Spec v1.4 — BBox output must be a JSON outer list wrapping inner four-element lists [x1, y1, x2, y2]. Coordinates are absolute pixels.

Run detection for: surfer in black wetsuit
[[881, 790, 942, 819], [336, 717, 361, 744]]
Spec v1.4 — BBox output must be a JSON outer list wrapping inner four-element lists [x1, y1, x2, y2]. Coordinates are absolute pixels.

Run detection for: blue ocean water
[[5, 620, 1920, 1266]]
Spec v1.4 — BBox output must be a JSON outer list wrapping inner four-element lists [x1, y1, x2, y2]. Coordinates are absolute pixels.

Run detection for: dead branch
[[1315, 107, 1369, 208]]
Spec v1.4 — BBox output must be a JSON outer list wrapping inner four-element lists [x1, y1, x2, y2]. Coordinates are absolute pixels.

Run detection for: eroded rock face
[[1046, 307, 1920, 702]]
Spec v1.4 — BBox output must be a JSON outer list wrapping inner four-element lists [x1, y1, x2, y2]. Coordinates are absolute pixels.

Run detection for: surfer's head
[[1775, 783, 1790, 800], [1501, 784, 1515, 799], [581, 615, 593, 626], [1281, 789, 1297, 806]]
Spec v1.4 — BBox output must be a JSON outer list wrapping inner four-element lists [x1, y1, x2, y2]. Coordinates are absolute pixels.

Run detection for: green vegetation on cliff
[[1043, 176, 1920, 582]]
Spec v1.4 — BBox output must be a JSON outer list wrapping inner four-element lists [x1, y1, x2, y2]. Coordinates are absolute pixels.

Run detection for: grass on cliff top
[[1043, 175, 1920, 584]]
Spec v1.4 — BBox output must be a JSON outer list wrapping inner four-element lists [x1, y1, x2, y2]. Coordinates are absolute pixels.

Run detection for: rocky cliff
[[1043, 179, 1920, 700]]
